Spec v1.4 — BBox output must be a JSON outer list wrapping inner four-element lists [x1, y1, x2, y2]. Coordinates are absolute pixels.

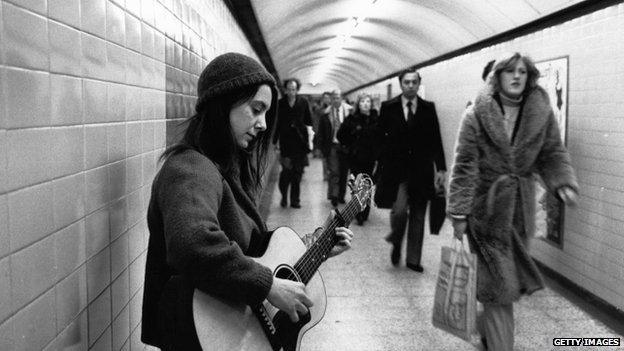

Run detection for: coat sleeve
[[430, 102, 447, 171], [535, 111, 579, 194], [317, 114, 330, 157], [272, 101, 283, 145], [447, 109, 480, 216], [156, 153, 273, 305], [303, 99, 313, 126], [377, 104, 390, 162], [337, 115, 355, 147]]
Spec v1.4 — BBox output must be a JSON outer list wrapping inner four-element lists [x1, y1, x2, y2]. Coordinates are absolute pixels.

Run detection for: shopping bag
[[432, 235, 477, 341]]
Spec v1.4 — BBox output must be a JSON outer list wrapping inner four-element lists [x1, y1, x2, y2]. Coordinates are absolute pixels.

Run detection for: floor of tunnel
[[260, 156, 623, 351]]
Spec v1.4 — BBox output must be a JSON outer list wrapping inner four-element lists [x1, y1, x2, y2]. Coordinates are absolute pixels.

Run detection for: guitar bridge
[[253, 304, 281, 350], [258, 305, 276, 334]]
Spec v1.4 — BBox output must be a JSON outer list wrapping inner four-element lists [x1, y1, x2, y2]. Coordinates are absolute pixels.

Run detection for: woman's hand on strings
[[329, 226, 353, 257], [267, 278, 313, 323]]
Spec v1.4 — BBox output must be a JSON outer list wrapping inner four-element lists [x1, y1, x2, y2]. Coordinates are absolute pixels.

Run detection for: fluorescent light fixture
[[312, 0, 380, 85]]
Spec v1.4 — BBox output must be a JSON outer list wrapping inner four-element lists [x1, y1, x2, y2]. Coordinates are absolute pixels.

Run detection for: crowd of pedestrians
[[270, 54, 578, 349]]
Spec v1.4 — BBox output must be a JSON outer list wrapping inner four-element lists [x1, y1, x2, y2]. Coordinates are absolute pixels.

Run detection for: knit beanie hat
[[196, 52, 276, 106]]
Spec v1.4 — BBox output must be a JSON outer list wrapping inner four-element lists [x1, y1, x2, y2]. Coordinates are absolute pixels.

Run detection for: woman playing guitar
[[141, 53, 354, 351]]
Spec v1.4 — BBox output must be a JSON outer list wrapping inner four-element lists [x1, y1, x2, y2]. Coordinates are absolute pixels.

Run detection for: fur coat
[[447, 84, 578, 304]]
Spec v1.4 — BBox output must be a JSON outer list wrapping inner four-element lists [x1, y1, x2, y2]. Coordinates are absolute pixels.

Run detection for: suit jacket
[[375, 95, 446, 207], [316, 104, 350, 157]]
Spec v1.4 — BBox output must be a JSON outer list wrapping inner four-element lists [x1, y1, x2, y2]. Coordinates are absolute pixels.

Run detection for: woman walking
[[338, 93, 379, 225], [447, 52, 578, 350]]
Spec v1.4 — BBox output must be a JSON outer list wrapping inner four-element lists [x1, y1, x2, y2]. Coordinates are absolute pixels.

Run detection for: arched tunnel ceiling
[[250, 0, 585, 94]]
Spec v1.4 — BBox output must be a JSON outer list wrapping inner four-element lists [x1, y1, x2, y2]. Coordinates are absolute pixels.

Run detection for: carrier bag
[[432, 235, 477, 341]]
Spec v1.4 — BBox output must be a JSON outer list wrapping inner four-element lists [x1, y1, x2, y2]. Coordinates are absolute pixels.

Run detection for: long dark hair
[[161, 83, 278, 195]]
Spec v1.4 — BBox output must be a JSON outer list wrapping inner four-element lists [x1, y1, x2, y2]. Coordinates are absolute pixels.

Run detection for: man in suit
[[376, 68, 446, 272], [317, 89, 351, 207]]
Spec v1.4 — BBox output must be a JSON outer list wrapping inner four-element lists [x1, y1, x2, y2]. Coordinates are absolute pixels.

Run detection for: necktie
[[406, 101, 415, 122], [332, 108, 340, 140]]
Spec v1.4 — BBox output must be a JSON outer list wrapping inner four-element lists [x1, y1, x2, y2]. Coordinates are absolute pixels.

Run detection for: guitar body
[[192, 227, 327, 351]]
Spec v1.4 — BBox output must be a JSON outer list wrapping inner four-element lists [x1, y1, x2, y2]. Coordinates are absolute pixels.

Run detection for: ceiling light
[[312, 0, 380, 85]]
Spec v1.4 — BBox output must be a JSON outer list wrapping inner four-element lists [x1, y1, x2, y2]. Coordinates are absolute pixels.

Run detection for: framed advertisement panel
[[533, 56, 569, 247]]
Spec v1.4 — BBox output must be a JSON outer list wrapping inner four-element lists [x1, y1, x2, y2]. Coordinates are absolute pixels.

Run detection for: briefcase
[[429, 185, 446, 235]]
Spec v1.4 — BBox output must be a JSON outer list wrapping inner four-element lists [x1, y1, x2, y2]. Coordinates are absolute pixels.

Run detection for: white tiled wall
[[350, 4, 624, 312], [0, 0, 259, 349]]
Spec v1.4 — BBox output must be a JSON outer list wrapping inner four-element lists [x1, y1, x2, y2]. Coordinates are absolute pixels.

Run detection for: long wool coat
[[447, 84, 578, 304], [375, 95, 446, 208]]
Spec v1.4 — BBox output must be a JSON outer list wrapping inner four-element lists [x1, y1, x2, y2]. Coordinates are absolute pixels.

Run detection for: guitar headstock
[[348, 173, 374, 212]]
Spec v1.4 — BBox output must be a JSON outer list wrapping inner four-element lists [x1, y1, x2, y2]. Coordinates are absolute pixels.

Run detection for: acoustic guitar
[[192, 174, 373, 351]]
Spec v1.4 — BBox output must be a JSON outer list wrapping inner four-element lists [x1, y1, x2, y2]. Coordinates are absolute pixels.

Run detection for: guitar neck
[[293, 200, 360, 284]]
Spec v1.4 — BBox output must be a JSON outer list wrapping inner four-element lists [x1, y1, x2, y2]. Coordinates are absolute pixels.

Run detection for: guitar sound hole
[[274, 266, 298, 281]]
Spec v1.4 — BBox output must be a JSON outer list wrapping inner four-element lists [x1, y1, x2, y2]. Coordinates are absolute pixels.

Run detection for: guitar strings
[[293, 200, 360, 283], [260, 187, 369, 324]]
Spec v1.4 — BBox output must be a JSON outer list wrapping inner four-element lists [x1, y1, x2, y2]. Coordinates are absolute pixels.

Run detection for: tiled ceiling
[[251, 0, 585, 94]]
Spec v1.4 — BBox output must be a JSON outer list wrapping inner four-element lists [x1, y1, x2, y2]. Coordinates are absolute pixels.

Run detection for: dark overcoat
[[447, 84, 579, 304], [273, 96, 312, 157], [337, 109, 379, 168], [375, 95, 446, 208]]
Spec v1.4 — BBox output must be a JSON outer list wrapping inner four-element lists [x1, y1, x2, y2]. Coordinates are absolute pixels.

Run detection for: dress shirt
[[401, 95, 417, 121]]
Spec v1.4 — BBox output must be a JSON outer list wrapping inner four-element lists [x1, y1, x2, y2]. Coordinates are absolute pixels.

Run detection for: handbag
[[429, 185, 446, 235], [432, 235, 477, 341]]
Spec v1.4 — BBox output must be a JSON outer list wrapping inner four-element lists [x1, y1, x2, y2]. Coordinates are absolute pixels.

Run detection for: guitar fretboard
[[293, 200, 361, 284]]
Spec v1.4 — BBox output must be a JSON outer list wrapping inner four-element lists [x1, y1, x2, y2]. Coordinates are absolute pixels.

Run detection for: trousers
[[479, 303, 514, 351], [278, 155, 306, 205], [386, 182, 428, 265]]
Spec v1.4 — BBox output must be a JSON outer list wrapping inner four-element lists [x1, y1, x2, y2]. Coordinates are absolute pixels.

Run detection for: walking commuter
[[313, 92, 332, 159], [314, 92, 332, 181], [317, 89, 352, 207], [447, 52, 579, 351], [141, 53, 353, 350], [375, 68, 446, 272], [273, 78, 314, 208], [337, 93, 379, 225]]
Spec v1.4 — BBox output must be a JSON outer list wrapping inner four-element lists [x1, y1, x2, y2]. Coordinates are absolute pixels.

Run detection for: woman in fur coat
[[447, 52, 579, 351]]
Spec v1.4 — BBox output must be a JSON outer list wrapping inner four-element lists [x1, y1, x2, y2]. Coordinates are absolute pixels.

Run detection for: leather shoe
[[290, 203, 301, 208], [390, 244, 400, 266], [280, 198, 287, 208], [406, 263, 424, 272]]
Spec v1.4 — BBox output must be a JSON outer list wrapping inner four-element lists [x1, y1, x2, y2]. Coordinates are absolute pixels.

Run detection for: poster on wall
[[533, 56, 569, 247]]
